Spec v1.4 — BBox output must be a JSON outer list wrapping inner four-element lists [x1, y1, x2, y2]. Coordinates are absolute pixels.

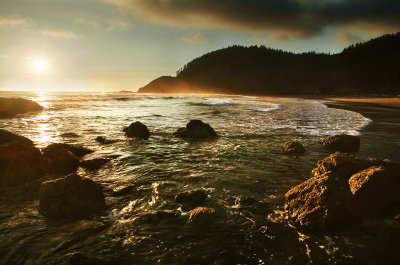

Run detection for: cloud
[[23, 28, 78, 39], [181, 33, 207, 44], [0, 16, 29, 27], [333, 32, 363, 45], [104, 0, 400, 39], [74, 17, 133, 31]]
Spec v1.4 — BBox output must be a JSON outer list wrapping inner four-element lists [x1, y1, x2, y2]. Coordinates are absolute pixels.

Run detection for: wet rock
[[0, 97, 43, 118], [80, 158, 110, 171], [175, 189, 207, 206], [282, 141, 305, 155], [0, 129, 34, 146], [311, 152, 389, 182], [349, 165, 400, 218], [136, 210, 182, 225], [112, 185, 135, 196], [39, 174, 105, 218], [188, 207, 217, 225], [321, 134, 360, 153], [43, 143, 93, 158], [0, 142, 45, 186], [42, 145, 80, 175], [124, 121, 150, 138], [285, 172, 355, 230], [61, 132, 80, 138], [174, 120, 218, 139], [95, 136, 118, 144]]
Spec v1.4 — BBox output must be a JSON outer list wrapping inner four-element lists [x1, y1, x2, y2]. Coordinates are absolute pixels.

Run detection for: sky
[[0, 0, 399, 92]]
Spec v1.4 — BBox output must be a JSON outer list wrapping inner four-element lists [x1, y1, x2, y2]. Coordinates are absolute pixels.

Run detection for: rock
[[0, 97, 43, 118], [39, 174, 105, 218], [112, 185, 135, 196], [285, 172, 355, 230], [321, 134, 360, 153], [175, 189, 207, 206], [42, 144, 80, 175], [188, 207, 217, 225], [61, 132, 80, 138], [349, 165, 400, 218], [282, 141, 305, 155], [124, 121, 150, 138], [135, 210, 181, 225], [0, 142, 45, 186], [311, 152, 390, 182], [95, 136, 118, 144], [173, 120, 218, 139], [0, 129, 34, 146], [43, 143, 93, 158], [80, 158, 110, 171]]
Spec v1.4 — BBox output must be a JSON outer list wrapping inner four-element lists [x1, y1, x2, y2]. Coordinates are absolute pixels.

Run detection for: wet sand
[[327, 97, 400, 108]]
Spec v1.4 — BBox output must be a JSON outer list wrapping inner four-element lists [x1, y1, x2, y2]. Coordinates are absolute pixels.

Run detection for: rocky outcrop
[[321, 134, 360, 153], [42, 143, 93, 175], [80, 158, 110, 171], [285, 152, 400, 230], [39, 174, 105, 218], [282, 141, 305, 155], [95, 136, 118, 144], [175, 189, 207, 206], [188, 207, 217, 225], [0, 97, 43, 118], [174, 120, 218, 139], [0, 129, 34, 146], [349, 165, 400, 218], [285, 172, 355, 230], [123, 121, 150, 138], [0, 142, 46, 186]]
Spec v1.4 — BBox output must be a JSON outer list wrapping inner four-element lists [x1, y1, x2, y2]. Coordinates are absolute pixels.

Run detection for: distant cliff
[[138, 33, 400, 95]]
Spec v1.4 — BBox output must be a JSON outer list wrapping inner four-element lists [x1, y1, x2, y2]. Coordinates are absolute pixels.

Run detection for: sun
[[33, 59, 47, 72]]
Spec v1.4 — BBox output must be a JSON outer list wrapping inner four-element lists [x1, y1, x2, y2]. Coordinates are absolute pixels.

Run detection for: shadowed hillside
[[138, 33, 400, 95]]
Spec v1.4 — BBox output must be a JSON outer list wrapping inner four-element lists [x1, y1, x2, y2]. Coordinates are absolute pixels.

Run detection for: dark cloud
[[105, 0, 400, 39]]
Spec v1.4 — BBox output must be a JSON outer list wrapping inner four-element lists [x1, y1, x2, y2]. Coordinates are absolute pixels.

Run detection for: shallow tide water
[[0, 92, 399, 264]]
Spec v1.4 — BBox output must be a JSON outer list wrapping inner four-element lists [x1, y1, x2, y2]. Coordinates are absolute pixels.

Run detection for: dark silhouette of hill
[[138, 33, 400, 95]]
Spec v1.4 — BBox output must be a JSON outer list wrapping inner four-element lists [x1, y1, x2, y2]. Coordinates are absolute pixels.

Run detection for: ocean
[[0, 92, 399, 264]]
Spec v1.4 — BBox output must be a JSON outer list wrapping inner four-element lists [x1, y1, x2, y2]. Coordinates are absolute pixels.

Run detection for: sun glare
[[33, 59, 47, 72]]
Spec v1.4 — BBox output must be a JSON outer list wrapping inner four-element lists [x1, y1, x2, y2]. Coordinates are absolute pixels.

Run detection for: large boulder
[[174, 120, 218, 139], [0, 97, 43, 118], [282, 141, 305, 155], [321, 134, 360, 153], [80, 158, 110, 171], [0, 142, 46, 186], [42, 143, 93, 175], [285, 173, 355, 230], [39, 174, 105, 218], [0, 129, 34, 146], [123, 121, 150, 138], [349, 165, 400, 218]]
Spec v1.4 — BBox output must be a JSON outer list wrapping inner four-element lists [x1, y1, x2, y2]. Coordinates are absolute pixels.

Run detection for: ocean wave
[[250, 105, 280, 113]]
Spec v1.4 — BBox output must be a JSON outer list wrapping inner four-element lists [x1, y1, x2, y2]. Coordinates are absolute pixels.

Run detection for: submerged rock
[[175, 189, 207, 206], [43, 143, 93, 158], [80, 158, 110, 171], [282, 141, 305, 155], [188, 207, 217, 225], [285, 172, 355, 230], [135, 210, 182, 225], [0, 129, 34, 146], [0, 97, 43, 118], [60, 132, 80, 138], [174, 120, 218, 139], [321, 134, 360, 153], [349, 165, 400, 218], [124, 121, 150, 138], [0, 142, 45, 186], [39, 174, 105, 218], [95, 136, 118, 144], [112, 185, 135, 196]]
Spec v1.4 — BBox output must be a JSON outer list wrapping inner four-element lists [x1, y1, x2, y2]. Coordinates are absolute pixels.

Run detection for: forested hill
[[138, 33, 400, 95]]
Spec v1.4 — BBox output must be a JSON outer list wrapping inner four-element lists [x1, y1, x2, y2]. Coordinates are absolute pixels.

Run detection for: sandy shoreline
[[326, 97, 400, 108]]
